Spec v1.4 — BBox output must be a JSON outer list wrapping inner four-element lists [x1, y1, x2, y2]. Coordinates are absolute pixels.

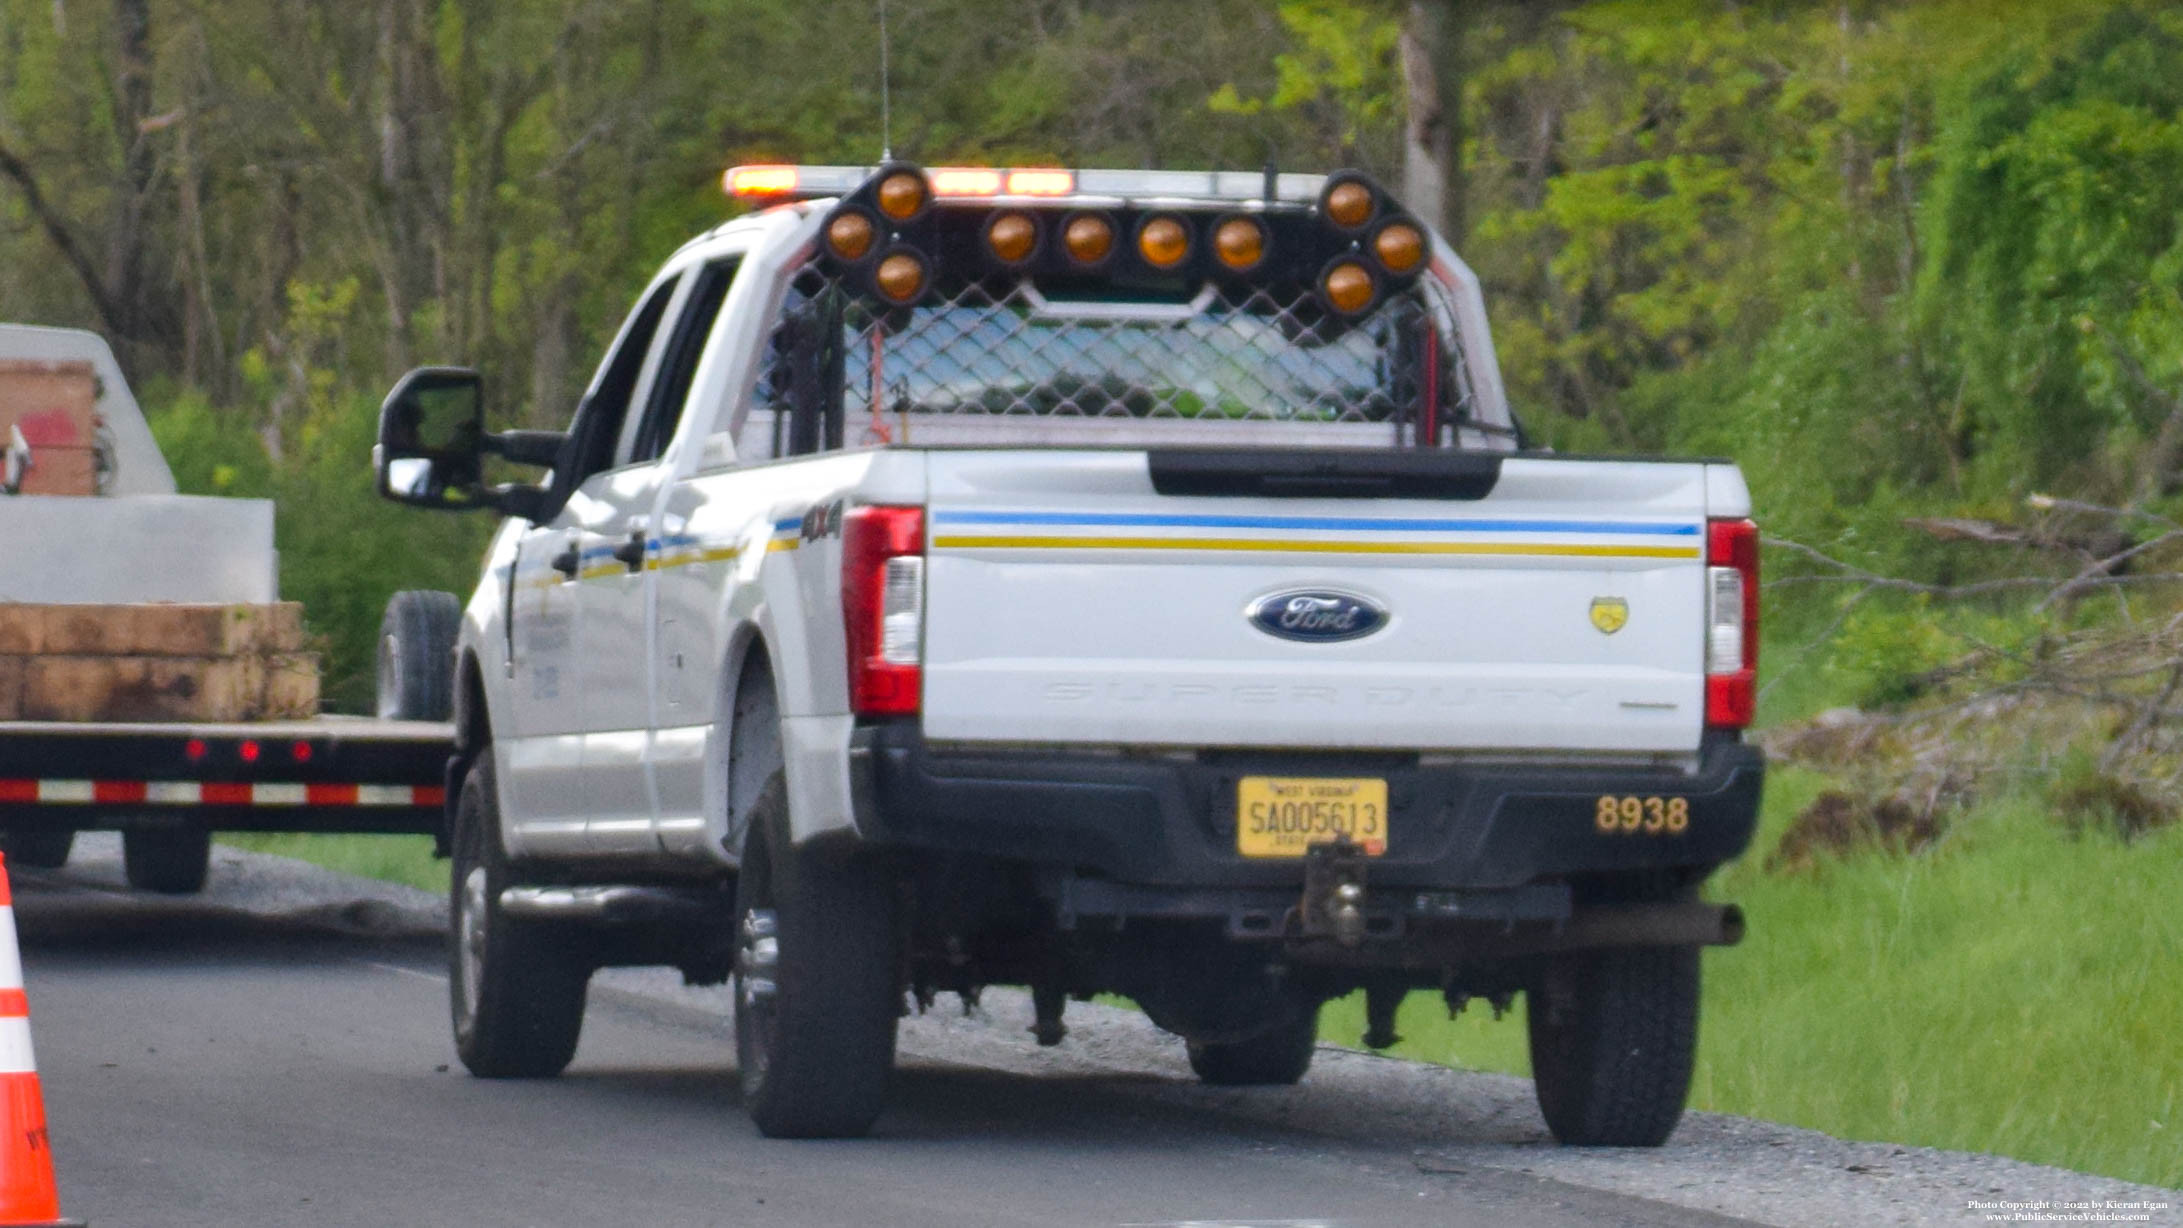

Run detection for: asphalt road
[[11, 844, 2173, 1228], [11, 862, 1747, 1228]]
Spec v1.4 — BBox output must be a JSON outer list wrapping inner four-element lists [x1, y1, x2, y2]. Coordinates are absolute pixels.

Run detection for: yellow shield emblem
[[1590, 597, 1629, 635]]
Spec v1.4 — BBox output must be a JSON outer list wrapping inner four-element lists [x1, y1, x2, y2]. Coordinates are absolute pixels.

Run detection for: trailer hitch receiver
[[1301, 838, 1370, 947]]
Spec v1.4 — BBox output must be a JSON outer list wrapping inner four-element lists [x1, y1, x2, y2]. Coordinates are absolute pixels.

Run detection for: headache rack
[[725, 162, 1507, 456], [741, 268, 1487, 454]]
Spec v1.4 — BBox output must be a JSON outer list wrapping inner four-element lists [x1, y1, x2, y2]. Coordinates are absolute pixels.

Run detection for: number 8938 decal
[[1594, 795, 1690, 835]]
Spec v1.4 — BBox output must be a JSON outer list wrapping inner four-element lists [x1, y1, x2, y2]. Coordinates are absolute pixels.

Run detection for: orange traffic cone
[[0, 852, 81, 1227]]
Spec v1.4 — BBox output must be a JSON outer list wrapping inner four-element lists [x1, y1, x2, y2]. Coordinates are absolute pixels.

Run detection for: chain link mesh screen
[[742, 268, 1481, 457]]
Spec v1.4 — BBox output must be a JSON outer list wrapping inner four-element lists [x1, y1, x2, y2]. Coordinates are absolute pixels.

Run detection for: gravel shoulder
[[32, 835, 2181, 1228]]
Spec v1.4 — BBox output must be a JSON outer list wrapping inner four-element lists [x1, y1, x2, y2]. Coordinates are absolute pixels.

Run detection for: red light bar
[[725, 164, 800, 198], [1006, 168, 1075, 196]]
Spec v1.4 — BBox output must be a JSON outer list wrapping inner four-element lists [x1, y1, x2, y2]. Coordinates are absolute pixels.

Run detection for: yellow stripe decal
[[931, 535, 1700, 560], [765, 538, 800, 553], [646, 546, 743, 571]]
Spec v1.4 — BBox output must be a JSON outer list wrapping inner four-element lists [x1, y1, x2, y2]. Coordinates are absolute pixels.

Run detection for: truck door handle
[[612, 530, 647, 571], [549, 543, 581, 578]]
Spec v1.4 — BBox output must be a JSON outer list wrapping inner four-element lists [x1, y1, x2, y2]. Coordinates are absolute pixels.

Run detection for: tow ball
[[1301, 838, 1370, 947]]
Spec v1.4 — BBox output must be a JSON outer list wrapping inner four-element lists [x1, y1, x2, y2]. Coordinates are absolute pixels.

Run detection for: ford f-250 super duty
[[373, 162, 1762, 1143]]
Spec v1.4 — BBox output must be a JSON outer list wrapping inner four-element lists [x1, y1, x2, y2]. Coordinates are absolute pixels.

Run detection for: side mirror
[[375, 367, 489, 509], [374, 367, 563, 519]]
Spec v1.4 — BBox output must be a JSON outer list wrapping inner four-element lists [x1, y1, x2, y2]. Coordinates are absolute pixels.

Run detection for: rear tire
[[376, 590, 461, 720], [122, 828, 211, 894], [1527, 945, 1700, 1147], [1187, 1003, 1320, 1086], [449, 756, 588, 1078], [3, 829, 73, 870], [734, 773, 899, 1138]]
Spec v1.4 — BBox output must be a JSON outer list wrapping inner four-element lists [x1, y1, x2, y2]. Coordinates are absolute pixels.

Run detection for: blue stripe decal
[[929, 509, 1700, 536], [771, 516, 803, 532]]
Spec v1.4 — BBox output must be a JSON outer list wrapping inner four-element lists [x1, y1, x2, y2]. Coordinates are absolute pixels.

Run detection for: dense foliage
[[4, 0, 2180, 709]]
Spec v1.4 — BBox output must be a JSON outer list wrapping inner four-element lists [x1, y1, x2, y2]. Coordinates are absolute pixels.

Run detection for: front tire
[[1527, 945, 1700, 1147], [3, 829, 74, 870], [123, 828, 211, 894], [1187, 1003, 1320, 1086], [449, 756, 588, 1078], [734, 773, 899, 1138]]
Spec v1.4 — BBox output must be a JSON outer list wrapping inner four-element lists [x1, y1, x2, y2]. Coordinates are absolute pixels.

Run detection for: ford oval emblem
[[1247, 589, 1389, 643]]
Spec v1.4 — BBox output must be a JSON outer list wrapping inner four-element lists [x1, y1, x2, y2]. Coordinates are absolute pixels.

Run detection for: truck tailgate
[[920, 450, 1722, 754]]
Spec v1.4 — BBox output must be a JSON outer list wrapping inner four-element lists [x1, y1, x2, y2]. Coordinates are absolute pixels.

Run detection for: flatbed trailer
[[0, 717, 452, 836]]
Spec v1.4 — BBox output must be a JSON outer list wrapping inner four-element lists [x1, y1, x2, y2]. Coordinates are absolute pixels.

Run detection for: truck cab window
[[739, 270, 845, 462], [559, 276, 679, 492], [621, 258, 741, 468]]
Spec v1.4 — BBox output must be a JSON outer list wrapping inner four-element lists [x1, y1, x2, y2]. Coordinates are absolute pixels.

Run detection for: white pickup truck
[[374, 163, 1763, 1143]]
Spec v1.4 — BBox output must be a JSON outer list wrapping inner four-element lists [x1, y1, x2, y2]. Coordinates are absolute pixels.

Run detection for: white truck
[[374, 163, 1763, 1143]]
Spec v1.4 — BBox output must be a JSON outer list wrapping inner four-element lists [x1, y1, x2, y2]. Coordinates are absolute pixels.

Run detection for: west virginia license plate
[[1235, 776, 1388, 858]]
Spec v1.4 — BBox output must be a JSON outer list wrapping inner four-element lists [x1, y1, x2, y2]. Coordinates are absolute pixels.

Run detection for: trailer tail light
[[843, 506, 926, 716], [1705, 518, 1759, 729]]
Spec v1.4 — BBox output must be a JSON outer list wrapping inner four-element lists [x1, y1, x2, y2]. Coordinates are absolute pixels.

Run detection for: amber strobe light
[[725, 164, 799, 197], [827, 210, 876, 261], [873, 250, 929, 304], [1322, 178, 1376, 229], [875, 170, 928, 221], [1372, 221, 1425, 275], [985, 212, 1038, 264], [1213, 217, 1266, 271], [1137, 216, 1190, 269], [1063, 214, 1115, 264], [1322, 260, 1376, 314]]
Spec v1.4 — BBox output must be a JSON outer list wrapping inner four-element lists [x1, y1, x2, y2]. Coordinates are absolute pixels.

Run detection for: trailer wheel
[[3, 830, 73, 870], [449, 757, 587, 1078], [376, 590, 461, 721], [1187, 1003, 1320, 1086], [734, 773, 899, 1138], [123, 828, 211, 894], [1527, 945, 1700, 1147]]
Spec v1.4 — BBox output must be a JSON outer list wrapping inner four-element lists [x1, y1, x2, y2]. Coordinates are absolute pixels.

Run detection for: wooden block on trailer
[[0, 607, 40, 656], [30, 602, 309, 657], [119, 605, 255, 656], [257, 653, 321, 719], [21, 655, 260, 723], [0, 657, 21, 721], [35, 606, 135, 655], [246, 603, 308, 653]]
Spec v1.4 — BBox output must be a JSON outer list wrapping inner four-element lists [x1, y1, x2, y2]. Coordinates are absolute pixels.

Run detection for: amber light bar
[[725, 164, 1331, 206]]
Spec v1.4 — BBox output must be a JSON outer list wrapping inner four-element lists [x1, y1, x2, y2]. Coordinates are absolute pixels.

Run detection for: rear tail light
[[843, 506, 926, 716], [1705, 518, 1759, 729]]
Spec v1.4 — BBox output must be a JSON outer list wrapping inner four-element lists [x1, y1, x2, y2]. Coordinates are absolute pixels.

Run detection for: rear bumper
[[847, 724, 1762, 891]]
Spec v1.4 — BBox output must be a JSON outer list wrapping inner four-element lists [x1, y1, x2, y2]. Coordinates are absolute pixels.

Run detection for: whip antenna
[[878, 0, 893, 160]]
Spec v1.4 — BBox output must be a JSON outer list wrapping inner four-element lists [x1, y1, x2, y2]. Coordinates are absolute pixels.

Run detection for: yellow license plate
[[1236, 776, 1388, 858]]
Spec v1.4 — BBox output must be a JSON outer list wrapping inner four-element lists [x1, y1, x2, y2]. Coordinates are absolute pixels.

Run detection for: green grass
[[217, 833, 445, 894], [1323, 767, 2183, 1188]]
